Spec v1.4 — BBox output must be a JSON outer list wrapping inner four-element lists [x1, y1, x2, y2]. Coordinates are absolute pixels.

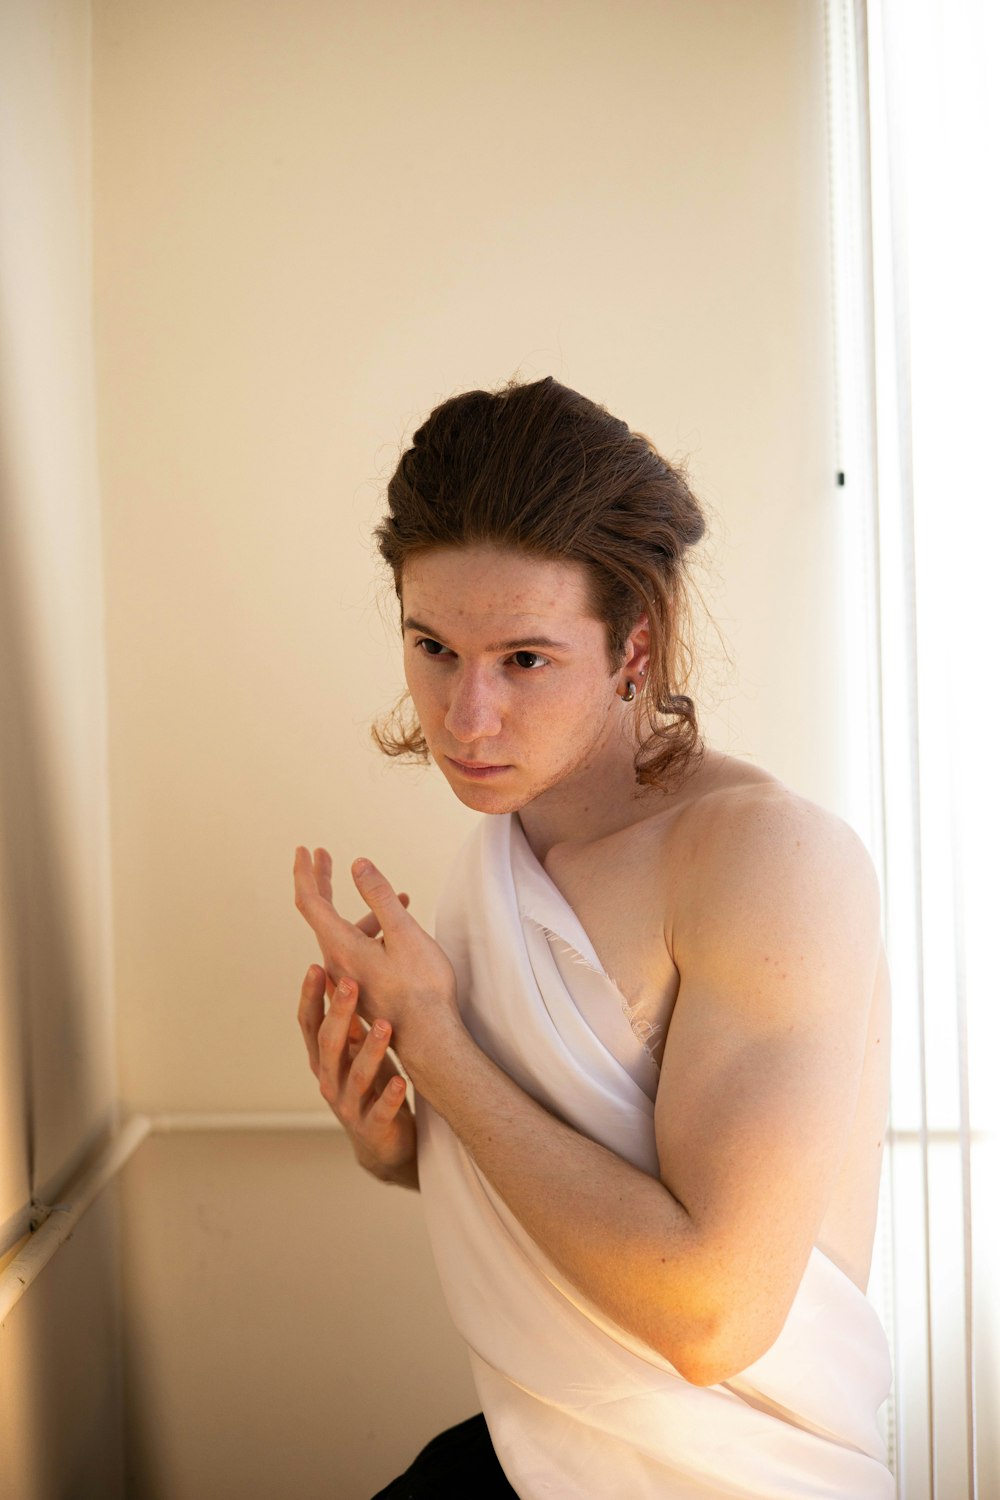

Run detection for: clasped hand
[[293, 845, 460, 1075]]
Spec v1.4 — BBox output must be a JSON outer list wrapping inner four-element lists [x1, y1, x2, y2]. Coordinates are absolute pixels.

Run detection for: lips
[[446, 756, 512, 777]]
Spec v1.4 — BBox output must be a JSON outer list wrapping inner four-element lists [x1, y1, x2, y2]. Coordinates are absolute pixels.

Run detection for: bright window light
[[829, 1, 999, 1495]]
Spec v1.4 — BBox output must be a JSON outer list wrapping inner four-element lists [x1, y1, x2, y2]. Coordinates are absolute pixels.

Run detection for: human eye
[[414, 636, 453, 658], [509, 651, 549, 670]]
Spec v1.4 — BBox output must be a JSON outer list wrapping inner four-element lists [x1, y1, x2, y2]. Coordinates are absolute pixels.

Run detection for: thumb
[[351, 858, 409, 938]]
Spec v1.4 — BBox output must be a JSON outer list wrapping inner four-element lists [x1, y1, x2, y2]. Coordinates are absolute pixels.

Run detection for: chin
[[437, 764, 532, 815], [447, 782, 527, 816]]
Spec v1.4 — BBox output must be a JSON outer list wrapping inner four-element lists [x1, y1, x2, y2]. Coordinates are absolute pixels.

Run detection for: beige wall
[[0, 1, 124, 1490], [92, 0, 837, 1121], [118, 1130, 475, 1500], [0, 1, 842, 1496], [0, 0, 118, 1221]]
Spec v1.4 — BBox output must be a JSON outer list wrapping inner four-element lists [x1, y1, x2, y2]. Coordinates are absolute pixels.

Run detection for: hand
[[298, 963, 417, 1186], [293, 845, 461, 1067]]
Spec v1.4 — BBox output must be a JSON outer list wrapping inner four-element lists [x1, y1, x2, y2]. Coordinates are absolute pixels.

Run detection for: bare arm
[[650, 789, 883, 1378], [294, 796, 881, 1383]]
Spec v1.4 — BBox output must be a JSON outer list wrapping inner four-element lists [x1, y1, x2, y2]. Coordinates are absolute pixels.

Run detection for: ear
[[621, 612, 651, 686]]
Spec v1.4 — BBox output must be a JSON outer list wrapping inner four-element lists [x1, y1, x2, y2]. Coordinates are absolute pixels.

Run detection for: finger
[[316, 975, 359, 1082], [294, 846, 363, 967], [354, 891, 410, 940], [313, 847, 333, 903], [346, 1018, 394, 1103], [293, 845, 326, 917], [370, 1047, 407, 1095], [366, 1074, 409, 1129], [344, 1011, 367, 1064], [350, 859, 411, 942], [297, 965, 327, 1076], [294, 845, 346, 924], [340, 1009, 402, 1092]]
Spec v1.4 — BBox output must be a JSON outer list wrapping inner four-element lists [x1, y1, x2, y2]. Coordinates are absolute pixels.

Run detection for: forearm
[[407, 1021, 719, 1377]]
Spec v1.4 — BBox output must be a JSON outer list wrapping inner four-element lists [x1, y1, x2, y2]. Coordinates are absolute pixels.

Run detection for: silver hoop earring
[[622, 680, 637, 703]]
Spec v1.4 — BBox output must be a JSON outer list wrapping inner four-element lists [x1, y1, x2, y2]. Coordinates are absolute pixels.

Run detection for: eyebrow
[[403, 616, 573, 653]]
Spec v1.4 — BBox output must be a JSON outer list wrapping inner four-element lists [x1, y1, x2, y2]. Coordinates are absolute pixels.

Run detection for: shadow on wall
[[0, 418, 114, 1201], [0, 420, 124, 1497], [0, 1187, 125, 1500]]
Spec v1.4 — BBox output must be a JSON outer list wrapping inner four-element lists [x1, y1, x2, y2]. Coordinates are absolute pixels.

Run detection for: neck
[[514, 730, 670, 863]]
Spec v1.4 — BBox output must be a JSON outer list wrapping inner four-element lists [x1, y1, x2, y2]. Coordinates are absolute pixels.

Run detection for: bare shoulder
[[674, 750, 876, 873], [667, 756, 881, 965]]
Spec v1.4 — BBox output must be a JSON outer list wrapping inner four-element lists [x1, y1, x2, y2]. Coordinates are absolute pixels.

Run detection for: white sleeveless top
[[415, 812, 895, 1499]]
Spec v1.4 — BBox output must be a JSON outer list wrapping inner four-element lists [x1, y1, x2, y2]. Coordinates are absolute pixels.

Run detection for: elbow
[[665, 1315, 782, 1389], [671, 1347, 741, 1388], [668, 1336, 735, 1389], [639, 1230, 789, 1386]]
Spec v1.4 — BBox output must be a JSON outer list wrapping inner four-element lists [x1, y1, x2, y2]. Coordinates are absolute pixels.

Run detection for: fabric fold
[[415, 812, 894, 1499]]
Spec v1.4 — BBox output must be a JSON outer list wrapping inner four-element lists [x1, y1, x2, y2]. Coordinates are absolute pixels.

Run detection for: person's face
[[400, 543, 643, 816]]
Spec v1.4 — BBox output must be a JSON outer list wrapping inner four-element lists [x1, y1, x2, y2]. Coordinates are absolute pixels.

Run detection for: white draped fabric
[[416, 811, 895, 1499]]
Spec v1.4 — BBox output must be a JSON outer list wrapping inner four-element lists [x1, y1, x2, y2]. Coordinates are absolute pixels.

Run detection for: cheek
[[402, 653, 425, 696], [533, 681, 613, 737], [404, 657, 445, 717]]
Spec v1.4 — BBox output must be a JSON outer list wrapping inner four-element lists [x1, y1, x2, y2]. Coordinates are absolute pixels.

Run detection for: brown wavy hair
[[371, 375, 710, 790]]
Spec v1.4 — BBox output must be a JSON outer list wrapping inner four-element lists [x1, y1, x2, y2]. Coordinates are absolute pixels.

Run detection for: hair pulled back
[[372, 375, 708, 790]]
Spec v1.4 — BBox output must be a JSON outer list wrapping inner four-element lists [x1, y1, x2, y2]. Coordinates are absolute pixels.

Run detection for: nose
[[443, 666, 503, 744]]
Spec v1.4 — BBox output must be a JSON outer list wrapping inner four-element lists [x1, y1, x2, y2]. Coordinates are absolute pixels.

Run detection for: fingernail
[[336, 978, 351, 997], [372, 1020, 389, 1039], [352, 858, 372, 876]]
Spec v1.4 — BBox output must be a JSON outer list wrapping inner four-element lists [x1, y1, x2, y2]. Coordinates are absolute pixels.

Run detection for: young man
[[293, 377, 894, 1498]]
